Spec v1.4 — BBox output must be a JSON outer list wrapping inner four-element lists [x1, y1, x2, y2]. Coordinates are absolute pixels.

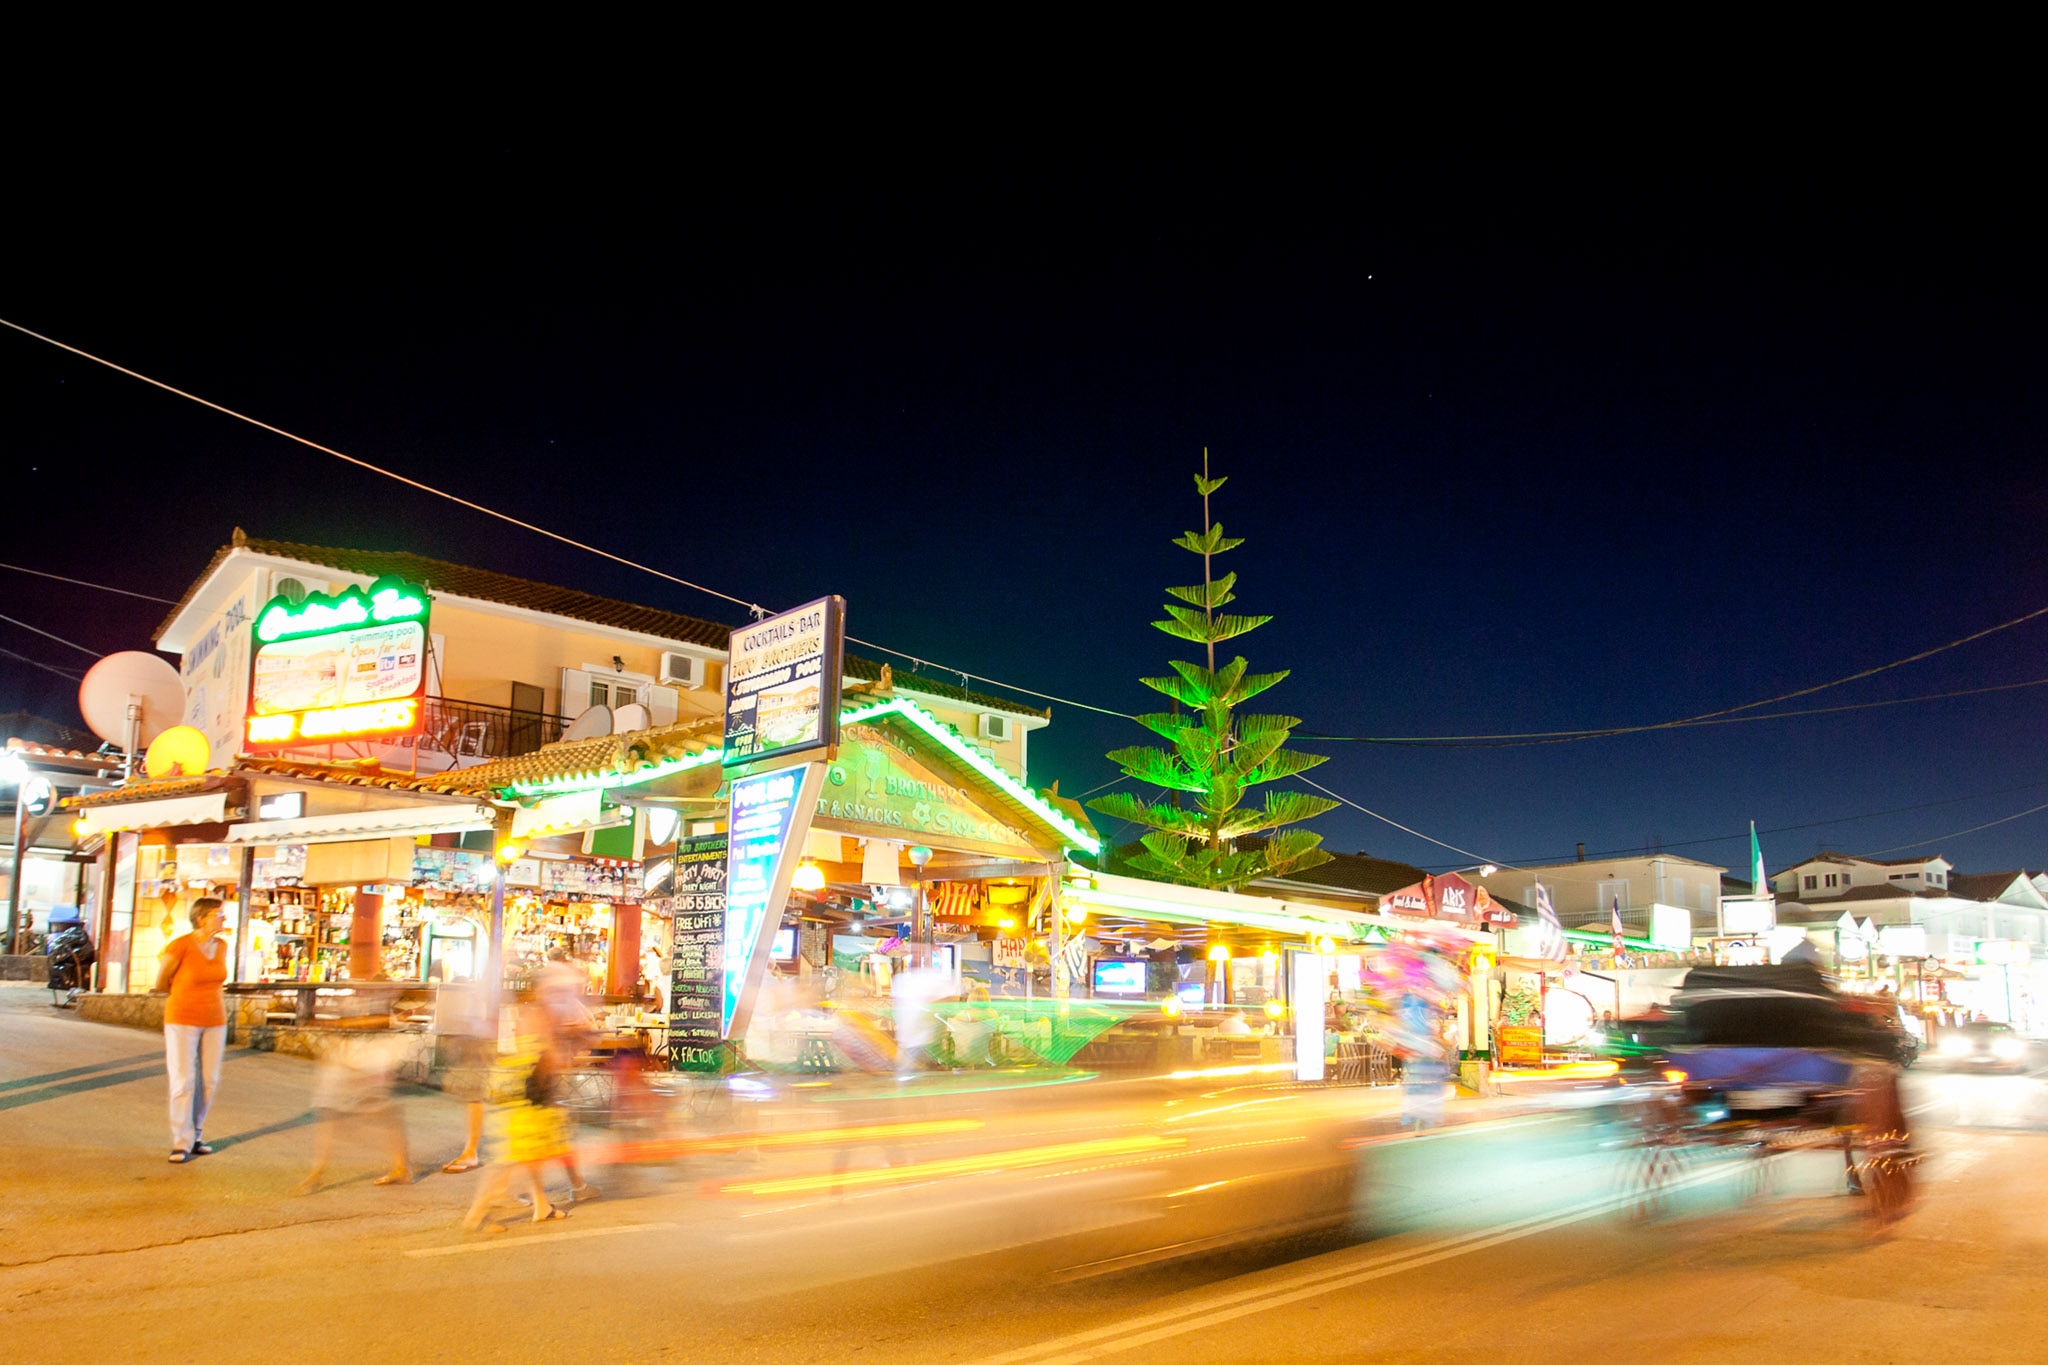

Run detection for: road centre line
[[989, 1160, 1743, 1365], [403, 1222, 676, 1258]]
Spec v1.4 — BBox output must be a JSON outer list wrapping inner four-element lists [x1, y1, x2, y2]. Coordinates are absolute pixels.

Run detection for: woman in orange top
[[155, 898, 229, 1164]]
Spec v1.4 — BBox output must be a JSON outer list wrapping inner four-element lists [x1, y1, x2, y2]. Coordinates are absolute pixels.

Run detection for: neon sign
[[255, 576, 428, 644], [248, 698, 420, 746], [245, 574, 430, 751]]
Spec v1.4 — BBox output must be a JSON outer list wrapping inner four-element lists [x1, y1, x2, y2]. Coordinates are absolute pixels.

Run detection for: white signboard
[[1721, 897, 1775, 935], [1649, 903, 1692, 951], [724, 596, 845, 765], [1878, 924, 1928, 958]]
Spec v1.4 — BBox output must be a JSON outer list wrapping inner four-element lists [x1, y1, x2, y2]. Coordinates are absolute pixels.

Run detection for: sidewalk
[[0, 983, 474, 1266]]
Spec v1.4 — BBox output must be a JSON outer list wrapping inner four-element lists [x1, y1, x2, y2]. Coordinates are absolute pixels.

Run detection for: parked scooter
[[44, 912, 95, 1007]]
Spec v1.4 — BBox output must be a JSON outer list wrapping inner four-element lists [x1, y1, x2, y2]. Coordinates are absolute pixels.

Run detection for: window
[[1903, 872, 1919, 880], [1825, 874, 1838, 889], [1596, 878, 1630, 911], [1804, 875, 1817, 891], [590, 678, 641, 710], [1889, 873, 1906, 882]]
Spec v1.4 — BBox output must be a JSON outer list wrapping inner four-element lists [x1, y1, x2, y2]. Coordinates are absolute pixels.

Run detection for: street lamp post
[[907, 845, 932, 971]]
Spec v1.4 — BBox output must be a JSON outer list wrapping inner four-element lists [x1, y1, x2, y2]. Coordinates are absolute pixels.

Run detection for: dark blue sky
[[4, 142, 2043, 877]]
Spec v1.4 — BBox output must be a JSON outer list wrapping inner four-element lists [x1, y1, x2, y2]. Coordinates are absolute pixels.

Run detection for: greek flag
[[1534, 878, 1567, 960]]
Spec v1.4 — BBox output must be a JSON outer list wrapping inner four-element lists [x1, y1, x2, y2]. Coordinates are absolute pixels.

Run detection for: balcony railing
[[398, 695, 570, 769]]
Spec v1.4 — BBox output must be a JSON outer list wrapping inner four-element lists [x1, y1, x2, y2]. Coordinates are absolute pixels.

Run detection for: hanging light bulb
[[792, 861, 826, 892]]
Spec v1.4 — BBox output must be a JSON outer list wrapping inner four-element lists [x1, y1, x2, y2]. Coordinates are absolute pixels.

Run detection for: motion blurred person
[[154, 898, 229, 1163], [532, 957, 597, 1199], [463, 998, 571, 1230], [297, 1012, 412, 1194], [891, 965, 947, 1077], [432, 970, 495, 1174]]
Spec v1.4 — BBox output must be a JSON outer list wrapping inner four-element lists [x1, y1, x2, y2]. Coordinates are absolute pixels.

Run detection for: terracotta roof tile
[[428, 717, 725, 793], [159, 534, 733, 649], [67, 775, 226, 807]]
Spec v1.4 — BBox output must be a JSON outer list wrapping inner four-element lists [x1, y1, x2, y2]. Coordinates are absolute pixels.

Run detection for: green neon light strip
[[506, 746, 726, 797], [837, 696, 1101, 854], [255, 575, 429, 643], [499, 694, 1100, 854], [1065, 885, 1362, 940], [1562, 927, 1663, 951]]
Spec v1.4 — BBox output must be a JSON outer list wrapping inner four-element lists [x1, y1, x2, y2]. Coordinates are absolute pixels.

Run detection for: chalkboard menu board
[[668, 833, 729, 1071]]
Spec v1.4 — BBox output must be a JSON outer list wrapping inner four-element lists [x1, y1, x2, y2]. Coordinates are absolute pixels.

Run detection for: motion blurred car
[[1934, 1021, 2027, 1072]]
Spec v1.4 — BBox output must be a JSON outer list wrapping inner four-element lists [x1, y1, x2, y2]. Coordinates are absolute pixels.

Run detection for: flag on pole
[[1533, 878, 1567, 961], [1750, 821, 1768, 897], [1610, 896, 1625, 953]]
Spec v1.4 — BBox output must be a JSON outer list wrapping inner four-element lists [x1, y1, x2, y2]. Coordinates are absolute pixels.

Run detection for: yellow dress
[[488, 1041, 572, 1164]]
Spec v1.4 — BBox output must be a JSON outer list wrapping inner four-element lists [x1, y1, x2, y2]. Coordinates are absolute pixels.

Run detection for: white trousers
[[165, 1023, 226, 1151]]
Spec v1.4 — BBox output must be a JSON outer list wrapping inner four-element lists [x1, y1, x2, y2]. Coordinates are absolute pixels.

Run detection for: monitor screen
[[1092, 958, 1147, 996], [772, 927, 798, 960], [1173, 980, 1207, 1005]]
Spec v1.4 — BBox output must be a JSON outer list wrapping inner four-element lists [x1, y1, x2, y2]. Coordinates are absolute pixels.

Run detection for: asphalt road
[[5, 986, 2044, 1364]]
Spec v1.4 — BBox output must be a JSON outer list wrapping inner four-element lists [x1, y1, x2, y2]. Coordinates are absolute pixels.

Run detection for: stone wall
[[76, 991, 276, 1042], [0, 954, 41, 982]]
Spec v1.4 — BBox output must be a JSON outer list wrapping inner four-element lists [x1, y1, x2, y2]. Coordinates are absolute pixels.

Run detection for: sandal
[[169, 1150, 189, 1164], [532, 1206, 568, 1222], [374, 1171, 413, 1186], [440, 1156, 481, 1174], [189, 1142, 214, 1156]]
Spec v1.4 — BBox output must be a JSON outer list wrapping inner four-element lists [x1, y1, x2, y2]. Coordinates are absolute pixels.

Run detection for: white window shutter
[[560, 668, 597, 718], [647, 685, 680, 727]]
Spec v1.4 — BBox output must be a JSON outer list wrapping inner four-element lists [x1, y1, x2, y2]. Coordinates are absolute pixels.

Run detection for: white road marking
[[403, 1222, 675, 1258], [989, 1161, 1743, 1365]]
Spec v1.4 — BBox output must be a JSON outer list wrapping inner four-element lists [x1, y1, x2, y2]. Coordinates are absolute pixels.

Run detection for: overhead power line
[[0, 562, 177, 603], [0, 316, 1132, 723], [0, 610, 104, 659], [1855, 799, 2048, 859], [1299, 775, 1510, 868], [1427, 777, 2048, 871], [1301, 615, 2048, 747], [1, 315, 2026, 743], [0, 645, 85, 681]]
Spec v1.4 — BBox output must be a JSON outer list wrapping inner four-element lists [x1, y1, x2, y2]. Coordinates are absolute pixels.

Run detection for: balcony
[[264, 696, 571, 774]]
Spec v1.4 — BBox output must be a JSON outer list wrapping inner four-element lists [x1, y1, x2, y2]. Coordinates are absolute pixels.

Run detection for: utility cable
[[1301, 614, 2048, 746], [2, 316, 1133, 721], [1459, 777, 2048, 870], [0, 610, 105, 659], [5, 315, 2030, 742], [0, 562, 178, 603], [0, 316, 771, 618], [1299, 774, 1511, 868], [0, 645, 85, 681], [1855, 799, 2048, 858]]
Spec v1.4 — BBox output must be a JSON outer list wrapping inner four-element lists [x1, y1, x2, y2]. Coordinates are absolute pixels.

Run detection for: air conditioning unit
[[978, 713, 1014, 743], [659, 652, 707, 689]]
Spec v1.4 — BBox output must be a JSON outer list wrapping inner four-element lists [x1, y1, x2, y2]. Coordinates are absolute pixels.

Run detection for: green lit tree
[[1088, 451, 1337, 889]]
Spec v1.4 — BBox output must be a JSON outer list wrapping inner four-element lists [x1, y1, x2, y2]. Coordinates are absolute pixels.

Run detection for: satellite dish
[[612, 702, 650, 733], [561, 705, 613, 742], [145, 725, 213, 779], [78, 651, 185, 753]]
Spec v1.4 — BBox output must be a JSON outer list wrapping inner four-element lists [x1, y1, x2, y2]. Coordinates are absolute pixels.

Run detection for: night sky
[[5, 142, 2044, 878]]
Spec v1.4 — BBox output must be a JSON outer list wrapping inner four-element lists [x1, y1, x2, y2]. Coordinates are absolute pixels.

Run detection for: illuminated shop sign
[[721, 764, 826, 1038], [724, 595, 845, 766], [255, 576, 427, 643], [245, 576, 430, 749]]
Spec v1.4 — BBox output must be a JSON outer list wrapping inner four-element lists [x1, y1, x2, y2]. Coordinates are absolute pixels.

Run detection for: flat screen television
[[772, 926, 798, 961], [1092, 958, 1147, 997]]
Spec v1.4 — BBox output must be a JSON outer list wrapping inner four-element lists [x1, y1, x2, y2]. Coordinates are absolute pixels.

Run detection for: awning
[[1063, 871, 1375, 942], [510, 790, 629, 841], [223, 803, 496, 845], [78, 792, 228, 837]]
